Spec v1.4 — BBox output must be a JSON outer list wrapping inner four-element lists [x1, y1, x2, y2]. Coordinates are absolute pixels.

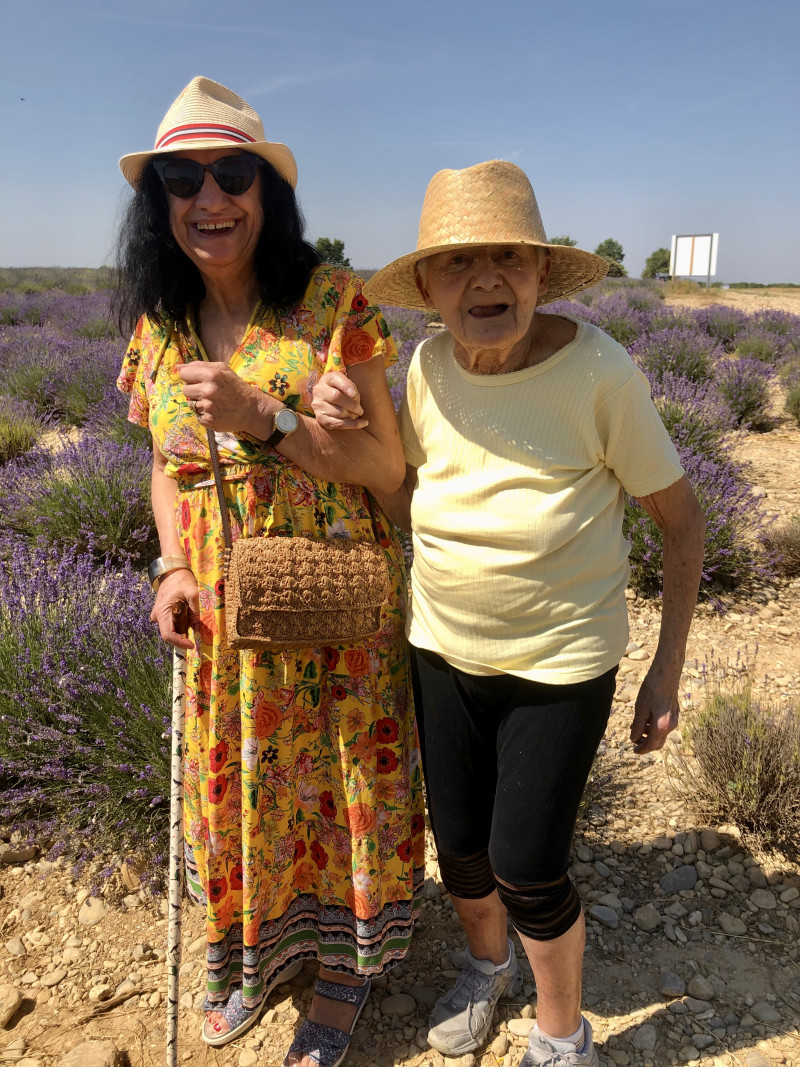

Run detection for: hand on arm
[[629, 475, 706, 753], [310, 370, 368, 430], [150, 444, 200, 650], [179, 358, 404, 494]]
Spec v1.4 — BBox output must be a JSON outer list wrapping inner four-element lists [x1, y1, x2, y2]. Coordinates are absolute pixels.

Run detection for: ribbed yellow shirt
[[398, 319, 684, 683]]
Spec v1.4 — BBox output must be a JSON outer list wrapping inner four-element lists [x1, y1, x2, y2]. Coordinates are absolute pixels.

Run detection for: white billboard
[[670, 233, 719, 279]]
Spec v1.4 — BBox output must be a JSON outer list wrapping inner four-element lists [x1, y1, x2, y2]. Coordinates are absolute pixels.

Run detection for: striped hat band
[[156, 122, 257, 150], [119, 76, 298, 189]]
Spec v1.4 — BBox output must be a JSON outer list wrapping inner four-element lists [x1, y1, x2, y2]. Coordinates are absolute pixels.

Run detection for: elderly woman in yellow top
[[312, 161, 706, 1067]]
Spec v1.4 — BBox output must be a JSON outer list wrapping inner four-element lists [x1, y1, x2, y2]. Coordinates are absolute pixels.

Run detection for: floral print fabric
[[117, 266, 424, 1007]]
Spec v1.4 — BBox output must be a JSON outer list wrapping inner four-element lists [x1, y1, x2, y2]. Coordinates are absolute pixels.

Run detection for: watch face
[[275, 407, 298, 434]]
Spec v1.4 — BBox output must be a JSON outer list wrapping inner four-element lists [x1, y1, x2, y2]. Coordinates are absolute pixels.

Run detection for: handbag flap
[[231, 536, 389, 613]]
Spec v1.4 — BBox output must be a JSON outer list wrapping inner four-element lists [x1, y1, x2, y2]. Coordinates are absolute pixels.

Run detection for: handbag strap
[[207, 429, 235, 553]]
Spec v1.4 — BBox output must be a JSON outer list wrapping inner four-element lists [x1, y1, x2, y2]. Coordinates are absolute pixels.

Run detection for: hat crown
[[417, 160, 548, 250], [154, 76, 265, 149]]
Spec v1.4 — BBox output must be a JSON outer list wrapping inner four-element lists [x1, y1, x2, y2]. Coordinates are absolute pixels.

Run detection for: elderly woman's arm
[[179, 358, 405, 494], [309, 369, 417, 529], [372, 465, 417, 533], [629, 475, 706, 754]]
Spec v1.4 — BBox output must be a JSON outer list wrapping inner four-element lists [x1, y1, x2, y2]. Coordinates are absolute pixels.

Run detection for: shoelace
[[533, 1055, 566, 1067], [527, 1034, 584, 1067], [442, 962, 495, 1012]]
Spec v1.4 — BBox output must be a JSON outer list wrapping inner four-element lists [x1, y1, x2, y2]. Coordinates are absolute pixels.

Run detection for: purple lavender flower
[[0, 322, 122, 425], [583, 293, 649, 347], [649, 371, 736, 460], [693, 304, 749, 350], [0, 435, 155, 561], [631, 328, 721, 383], [0, 396, 50, 464], [380, 306, 430, 346], [734, 325, 796, 367], [625, 445, 776, 597], [0, 542, 171, 873], [750, 308, 800, 344], [715, 357, 775, 429]]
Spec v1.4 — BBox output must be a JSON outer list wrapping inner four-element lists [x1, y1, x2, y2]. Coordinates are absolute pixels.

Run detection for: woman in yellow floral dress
[[115, 77, 423, 1067]]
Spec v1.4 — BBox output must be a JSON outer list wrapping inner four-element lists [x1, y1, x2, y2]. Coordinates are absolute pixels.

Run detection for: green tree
[[315, 237, 351, 268], [642, 247, 671, 278], [594, 238, 625, 264], [549, 235, 578, 246], [604, 259, 628, 277]]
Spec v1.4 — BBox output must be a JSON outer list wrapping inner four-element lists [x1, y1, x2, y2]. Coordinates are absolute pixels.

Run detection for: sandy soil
[[664, 287, 800, 315]]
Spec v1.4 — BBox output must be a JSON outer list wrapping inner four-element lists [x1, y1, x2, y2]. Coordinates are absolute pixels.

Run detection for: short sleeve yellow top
[[398, 319, 684, 684]]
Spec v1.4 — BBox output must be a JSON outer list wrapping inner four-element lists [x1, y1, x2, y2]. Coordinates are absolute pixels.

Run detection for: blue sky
[[1, 0, 798, 282]]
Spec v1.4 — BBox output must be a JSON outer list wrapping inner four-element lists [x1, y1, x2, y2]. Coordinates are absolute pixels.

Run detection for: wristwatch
[[148, 555, 192, 592], [265, 406, 299, 448]]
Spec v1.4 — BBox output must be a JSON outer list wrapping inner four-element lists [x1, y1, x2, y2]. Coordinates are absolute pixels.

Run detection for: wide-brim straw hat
[[119, 76, 297, 189], [364, 160, 608, 308]]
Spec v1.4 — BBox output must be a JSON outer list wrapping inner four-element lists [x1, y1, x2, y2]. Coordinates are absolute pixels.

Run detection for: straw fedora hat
[[364, 160, 608, 309], [119, 76, 297, 189]]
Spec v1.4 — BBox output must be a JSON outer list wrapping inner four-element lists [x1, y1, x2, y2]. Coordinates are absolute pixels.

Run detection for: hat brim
[[364, 241, 609, 309], [119, 140, 298, 189]]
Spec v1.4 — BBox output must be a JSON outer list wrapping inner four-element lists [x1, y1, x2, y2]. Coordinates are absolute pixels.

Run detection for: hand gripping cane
[[166, 606, 188, 1067]]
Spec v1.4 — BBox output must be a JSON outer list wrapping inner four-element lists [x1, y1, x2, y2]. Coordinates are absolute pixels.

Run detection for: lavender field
[[1, 280, 800, 874]]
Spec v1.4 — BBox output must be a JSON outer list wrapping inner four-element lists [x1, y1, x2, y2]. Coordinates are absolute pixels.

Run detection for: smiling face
[[416, 244, 550, 368], [164, 148, 264, 286]]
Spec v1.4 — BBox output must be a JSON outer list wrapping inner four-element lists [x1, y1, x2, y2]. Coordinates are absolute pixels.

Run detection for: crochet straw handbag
[[207, 430, 390, 651]]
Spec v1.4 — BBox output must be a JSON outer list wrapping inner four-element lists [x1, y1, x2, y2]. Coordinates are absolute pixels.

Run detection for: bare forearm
[[372, 465, 417, 533], [636, 477, 706, 684], [630, 477, 705, 753], [244, 388, 405, 494], [655, 510, 706, 678], [151, 454, 184, 557], [181, 356, 405, 494]]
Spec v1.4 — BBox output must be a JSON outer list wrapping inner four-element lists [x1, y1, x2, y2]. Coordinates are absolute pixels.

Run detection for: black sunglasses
[[152, 155, 260, 198]]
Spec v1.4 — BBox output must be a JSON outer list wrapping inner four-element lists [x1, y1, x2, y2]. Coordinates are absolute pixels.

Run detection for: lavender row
[[0, 541, 172, 873]]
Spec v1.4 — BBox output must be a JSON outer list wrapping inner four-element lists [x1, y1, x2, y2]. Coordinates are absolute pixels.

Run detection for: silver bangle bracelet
[[148, 556, 192, 591]]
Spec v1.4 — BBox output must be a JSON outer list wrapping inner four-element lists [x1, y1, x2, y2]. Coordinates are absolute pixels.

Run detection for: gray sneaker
[[427, 940, 523, 1056], [520, 1018, 599, 1067]]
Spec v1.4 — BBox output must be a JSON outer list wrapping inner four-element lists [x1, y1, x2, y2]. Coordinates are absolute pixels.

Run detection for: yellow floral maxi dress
[[117, 265, 424, 1010]]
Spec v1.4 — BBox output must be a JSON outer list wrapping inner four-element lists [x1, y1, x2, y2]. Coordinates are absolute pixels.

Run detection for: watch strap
[[264, 426, 285, 448]]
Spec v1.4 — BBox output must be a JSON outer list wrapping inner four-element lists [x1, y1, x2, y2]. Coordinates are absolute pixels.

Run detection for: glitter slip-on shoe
[[202, 958, 303, 1047], [283, 975, 371, 1067]]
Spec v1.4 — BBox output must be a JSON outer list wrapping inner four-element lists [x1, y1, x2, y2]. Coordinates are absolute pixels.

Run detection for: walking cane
[[166, 606, 188, 1067]]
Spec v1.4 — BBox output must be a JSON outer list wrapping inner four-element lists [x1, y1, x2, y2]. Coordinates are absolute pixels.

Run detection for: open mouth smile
[[194, 220, 239, 233], [469, 304, 510, 318]]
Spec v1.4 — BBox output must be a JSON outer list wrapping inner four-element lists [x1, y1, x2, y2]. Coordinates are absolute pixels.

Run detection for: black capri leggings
[[411, 647, 616, 940]]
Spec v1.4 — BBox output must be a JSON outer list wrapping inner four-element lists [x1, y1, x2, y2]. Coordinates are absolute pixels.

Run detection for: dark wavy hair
[[114, 154, 320, 333]]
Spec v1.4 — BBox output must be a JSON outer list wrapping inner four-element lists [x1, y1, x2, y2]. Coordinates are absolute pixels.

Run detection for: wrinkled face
[[416, 244, 549, 354], [163, 148, 264, 281]]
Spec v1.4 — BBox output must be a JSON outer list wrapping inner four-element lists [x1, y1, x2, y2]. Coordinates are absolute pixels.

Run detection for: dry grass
[[761, 517, 800, 578], [669, 676, 800, 861]]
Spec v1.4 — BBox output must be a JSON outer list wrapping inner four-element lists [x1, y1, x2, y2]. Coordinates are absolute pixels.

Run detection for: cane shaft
[[166, 647, 187, 1067]]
